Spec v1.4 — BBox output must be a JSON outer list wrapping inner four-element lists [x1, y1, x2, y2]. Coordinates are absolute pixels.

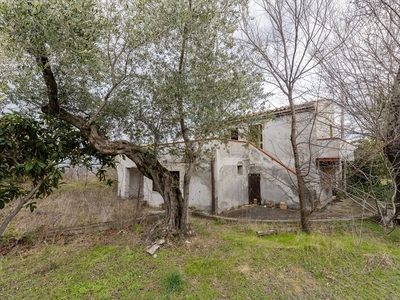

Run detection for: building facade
[[117, 100, 354, 213]]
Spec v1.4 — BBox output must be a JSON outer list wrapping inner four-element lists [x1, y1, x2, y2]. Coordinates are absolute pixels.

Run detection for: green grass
[[2, 219, 400, 299], [163, 271, 185, 293]]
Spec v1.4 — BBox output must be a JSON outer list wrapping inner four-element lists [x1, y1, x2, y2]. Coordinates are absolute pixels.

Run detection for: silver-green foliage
[[0, 0, 262, 146], [0, 1, 263, 231]]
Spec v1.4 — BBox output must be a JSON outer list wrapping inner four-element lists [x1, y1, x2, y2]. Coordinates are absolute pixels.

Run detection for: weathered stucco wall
[[117, 140, 301, 212], [214, 141, 299, 211], [188, 163, 212, 211], [316, 100, 335, 139], [116, 156, 136, 198], [262, 106, 336, 207], [263, 109, 317, 170], [247, 145, 299, 208], [216, 147, 248, 212], [116, 101, 352, 212]]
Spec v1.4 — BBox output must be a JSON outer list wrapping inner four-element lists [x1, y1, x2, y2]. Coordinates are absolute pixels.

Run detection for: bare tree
[[321, 0, 400, 227], [242, 0, 340, 232]]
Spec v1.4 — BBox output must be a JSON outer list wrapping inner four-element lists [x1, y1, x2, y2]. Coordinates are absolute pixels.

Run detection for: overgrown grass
[[2, 174, 149, 236], [1, 218, 400, 299], [2, 177, 400, 299]]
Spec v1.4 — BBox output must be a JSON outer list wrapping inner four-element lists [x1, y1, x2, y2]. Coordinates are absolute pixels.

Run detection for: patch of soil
[[221, 198, 376, 221]]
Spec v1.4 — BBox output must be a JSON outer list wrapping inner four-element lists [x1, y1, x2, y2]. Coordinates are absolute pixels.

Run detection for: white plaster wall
[[295, 111, 319, 169], [263, 114, 293, 166], [188, 163, 212, 211], [214, 142, 300, 211], [316, 100, 335, 139], [139, 177, 152, 203], [116, 156, 136, 198], [263, 110, 319, 175], [315, 139, 341, 158], [315, 139, 354, 161], [215, 142, 250, 212], [217, 164, 247, 212], [261, 109, 336, 207], [263, 110, 317, 169], [247, 145, 299, 208], [142, 177, 163, 207]]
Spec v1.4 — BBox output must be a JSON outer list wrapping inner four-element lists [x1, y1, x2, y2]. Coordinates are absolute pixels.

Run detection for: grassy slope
[[1, 219, 400, 300], [1, 174, 145, 235], [1, 177, 400, 299]]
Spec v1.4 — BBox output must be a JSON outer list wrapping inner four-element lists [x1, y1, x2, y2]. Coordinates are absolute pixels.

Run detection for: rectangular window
[[237, 163, 243, 175]]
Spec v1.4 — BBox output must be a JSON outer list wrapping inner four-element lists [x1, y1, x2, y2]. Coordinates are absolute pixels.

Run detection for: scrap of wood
[[146, 239, 166, 255]]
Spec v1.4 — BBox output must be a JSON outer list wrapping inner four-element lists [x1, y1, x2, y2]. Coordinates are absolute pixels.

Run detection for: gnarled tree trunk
[[132, 154, 188, 233], [37, 52, 189, 235]]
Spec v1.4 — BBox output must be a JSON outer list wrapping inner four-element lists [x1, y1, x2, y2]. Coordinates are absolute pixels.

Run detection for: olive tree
[[0, 0, 262, 236]]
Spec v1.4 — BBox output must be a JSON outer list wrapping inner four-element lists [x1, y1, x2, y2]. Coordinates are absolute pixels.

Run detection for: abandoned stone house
[[117, 100, 355, 213]]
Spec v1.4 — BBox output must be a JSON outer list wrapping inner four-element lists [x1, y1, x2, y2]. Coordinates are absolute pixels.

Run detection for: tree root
[[143, 218, 194, 245]]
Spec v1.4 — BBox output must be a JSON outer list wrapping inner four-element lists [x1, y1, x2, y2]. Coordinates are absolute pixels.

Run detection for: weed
[[235, 223, 256, 235], [163, 270, 185, 293], [218, 244, 232, 252]]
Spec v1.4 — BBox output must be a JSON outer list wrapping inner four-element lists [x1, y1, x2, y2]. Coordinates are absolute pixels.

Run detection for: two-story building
[[117, 100, 354, 213]]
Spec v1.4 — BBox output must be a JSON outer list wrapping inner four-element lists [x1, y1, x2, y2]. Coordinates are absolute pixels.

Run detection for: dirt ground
[[221, 197, 376, 221]]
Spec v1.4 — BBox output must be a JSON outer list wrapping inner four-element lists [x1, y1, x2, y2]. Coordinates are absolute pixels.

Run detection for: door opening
[[248, 173, 261, 205]]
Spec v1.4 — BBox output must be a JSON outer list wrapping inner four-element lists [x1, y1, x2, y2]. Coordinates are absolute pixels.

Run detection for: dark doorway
[[248, 173, 261, 205]]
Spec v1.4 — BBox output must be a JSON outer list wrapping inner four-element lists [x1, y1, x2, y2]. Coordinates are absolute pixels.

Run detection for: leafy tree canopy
[[0, 113, 115, 211], [0, 0, 264, 234], [0, 0, 263, 145], [348, 139, 390, 186]]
